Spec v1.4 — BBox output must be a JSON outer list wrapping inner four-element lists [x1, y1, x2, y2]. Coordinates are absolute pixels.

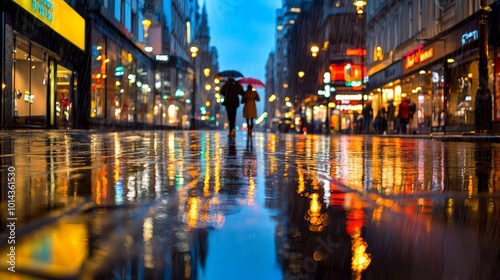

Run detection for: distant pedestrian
[[356, 113, 363, 134], [408, 99, 417, 134], [398, 98, 410, 134], [242, 85, 260, 136], [386, 100, 396, 134], [374, 106, 387, 134], [361, 101, 373, 134], [220, 78, 243, 138]]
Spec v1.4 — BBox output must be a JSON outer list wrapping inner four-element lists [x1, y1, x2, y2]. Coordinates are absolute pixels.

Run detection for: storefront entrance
[[11, 35, 76, 129], [55, 65, 73, 129]]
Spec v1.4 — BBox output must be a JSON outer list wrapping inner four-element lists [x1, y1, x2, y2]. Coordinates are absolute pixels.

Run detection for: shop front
[[2, 0, 85, 129], [367, 12, 495, 135], [89, 21, 155, 128], [154, 55, 191, 129], [401, 13, 490, 134], [327, 56, 365, 134], [367, 60, 403, 133], [490, 1, 500, 131]]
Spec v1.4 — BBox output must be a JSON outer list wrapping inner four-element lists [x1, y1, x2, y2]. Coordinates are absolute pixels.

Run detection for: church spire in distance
[[196, 0, 210, 50]]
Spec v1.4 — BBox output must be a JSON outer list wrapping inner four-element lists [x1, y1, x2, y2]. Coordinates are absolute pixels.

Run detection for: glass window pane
[[91, 28, 106, 118]]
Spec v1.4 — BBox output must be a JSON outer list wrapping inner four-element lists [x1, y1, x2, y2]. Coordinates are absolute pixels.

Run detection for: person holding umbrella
[[242, 85, 260, 136], [220, 77, 243, 138]]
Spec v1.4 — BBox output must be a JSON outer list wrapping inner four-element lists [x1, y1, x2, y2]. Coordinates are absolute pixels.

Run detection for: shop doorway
[[55, 65, 73, 129]]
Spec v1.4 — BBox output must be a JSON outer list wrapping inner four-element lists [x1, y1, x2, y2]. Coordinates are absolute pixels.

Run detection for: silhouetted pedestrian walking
[[220, 78, 243, 138], [242, 85, 260, 136]]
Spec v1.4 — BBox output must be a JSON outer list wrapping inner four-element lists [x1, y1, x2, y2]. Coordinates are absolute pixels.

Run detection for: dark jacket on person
[[362, 103, 373, 121], [387, 103, 396, 122], [220, 78, 243, 109]]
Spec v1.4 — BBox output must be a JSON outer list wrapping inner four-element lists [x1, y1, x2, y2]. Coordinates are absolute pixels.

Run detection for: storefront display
[[3, 0, 84, 129], [89, 27, 155, 126], [12, 36, 48, 126]]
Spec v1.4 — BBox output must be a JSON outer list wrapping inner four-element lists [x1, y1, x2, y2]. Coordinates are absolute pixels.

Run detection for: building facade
[[273, 0, 362, 134], [269, 0, 500, 134], [1, 0, 214, 130], [366, 0, 499, 134]]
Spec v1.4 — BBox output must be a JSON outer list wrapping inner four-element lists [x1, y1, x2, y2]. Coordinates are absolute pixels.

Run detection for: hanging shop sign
[[13, 0, 85, 50], [115, 66, 125, 77], [404, 46, 433, 70], [345, 48, 366, 56], [461, 30, 478, 46], [155, 54, 169, 62], [329, 63, 363, 84]]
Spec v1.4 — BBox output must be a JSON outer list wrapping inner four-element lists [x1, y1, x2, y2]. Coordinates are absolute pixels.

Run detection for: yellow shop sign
[[13, 0, 85, 50]]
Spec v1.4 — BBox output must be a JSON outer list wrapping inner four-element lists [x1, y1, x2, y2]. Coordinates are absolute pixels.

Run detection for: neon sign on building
[[404, 46, 433, 69]]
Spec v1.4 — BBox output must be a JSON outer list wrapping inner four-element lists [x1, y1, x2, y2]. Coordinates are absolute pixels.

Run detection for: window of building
[[125, 0, 132, 31], [408, 2, 413, 38], [114, 0, 121, 22], [418, 0, 423, 32], [374, 46, 383, 62], [12, 36, 48, 126], [91, 29, 106, 118], [394, 12, 398, 50]]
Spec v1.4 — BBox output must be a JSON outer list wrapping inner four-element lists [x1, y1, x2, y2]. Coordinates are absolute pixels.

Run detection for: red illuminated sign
[[346, 48, 366, 56], [405, 46, 434, 69], [329, 63, 363, 82]]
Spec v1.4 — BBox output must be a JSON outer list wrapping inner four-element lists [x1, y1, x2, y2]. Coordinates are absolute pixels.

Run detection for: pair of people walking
[[220, 78, 260, 138]]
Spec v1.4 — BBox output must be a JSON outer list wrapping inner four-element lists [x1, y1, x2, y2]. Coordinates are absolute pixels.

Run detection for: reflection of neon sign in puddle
[[0, 220, 87, 278]]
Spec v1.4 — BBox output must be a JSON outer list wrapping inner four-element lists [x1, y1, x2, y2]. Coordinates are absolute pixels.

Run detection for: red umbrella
[[237, 77, 266, 88]]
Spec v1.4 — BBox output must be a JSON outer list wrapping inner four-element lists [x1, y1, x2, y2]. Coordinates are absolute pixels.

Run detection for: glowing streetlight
[[310, 45, 319, 57], [190, 46, 199, 58], [203, 68, 211, 78], [353, 1, 367, 16]]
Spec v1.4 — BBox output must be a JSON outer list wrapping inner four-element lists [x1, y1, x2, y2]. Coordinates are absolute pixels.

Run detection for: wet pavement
[[0, 130, 499, 279]]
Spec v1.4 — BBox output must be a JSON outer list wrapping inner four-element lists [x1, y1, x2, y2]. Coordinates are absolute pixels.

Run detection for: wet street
[[0, 130, 499, 280]]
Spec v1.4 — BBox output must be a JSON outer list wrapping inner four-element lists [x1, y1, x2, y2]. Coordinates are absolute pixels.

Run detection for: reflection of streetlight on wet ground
[[345, 192, 372, 278]]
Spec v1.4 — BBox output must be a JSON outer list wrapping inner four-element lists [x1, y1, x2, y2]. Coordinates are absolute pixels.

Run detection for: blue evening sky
[[205, 0, 281, 83]]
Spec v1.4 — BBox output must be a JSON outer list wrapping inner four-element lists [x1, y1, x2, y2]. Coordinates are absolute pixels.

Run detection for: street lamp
[[353, 1, 367, 118], [190, 45, 199, 130], [298, 71, 305, 79], [475, 0, 492, 132], [353, 1, 367, 17], [203, 68, 211, 78], [142, 19, 153, 53]]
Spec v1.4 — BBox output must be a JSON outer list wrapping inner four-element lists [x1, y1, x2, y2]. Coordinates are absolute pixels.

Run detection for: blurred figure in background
[[361, 101, 373, 134], [398, 98, 410, 134], [386, 100, 396, 134]]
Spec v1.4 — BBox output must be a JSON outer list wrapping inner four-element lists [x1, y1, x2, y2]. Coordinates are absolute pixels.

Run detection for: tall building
[[154, 0, 197, 128], [264, 52, 276, 130], [273, 0, 362, 134], [270, 1, 306, 130], [193, 2, 219, 128]]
